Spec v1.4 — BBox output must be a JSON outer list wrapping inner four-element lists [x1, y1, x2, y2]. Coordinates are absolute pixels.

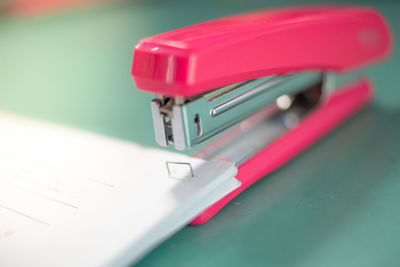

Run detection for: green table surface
[[1, 0, 400, 266]]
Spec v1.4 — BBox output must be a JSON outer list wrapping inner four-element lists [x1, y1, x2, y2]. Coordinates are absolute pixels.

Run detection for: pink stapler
[[131, 6, 392, 224]]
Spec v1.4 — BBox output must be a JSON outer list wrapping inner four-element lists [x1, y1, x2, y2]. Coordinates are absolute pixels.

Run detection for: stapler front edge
[[131, 5, 392, 224]]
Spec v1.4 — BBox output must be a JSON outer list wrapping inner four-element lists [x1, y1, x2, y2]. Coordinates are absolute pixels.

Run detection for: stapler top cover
[[131, 5, 391, 97]]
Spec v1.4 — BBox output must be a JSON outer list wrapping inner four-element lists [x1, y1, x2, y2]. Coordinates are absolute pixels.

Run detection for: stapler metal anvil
[[131, 6, 392, 224]]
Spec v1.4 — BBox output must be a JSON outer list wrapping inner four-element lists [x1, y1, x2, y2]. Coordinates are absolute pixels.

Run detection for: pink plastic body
[[132, 6, 391, 97], [190, 79, 373, 225]]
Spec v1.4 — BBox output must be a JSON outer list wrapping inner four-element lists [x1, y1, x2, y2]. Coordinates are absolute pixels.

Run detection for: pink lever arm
[[132, 6, 391, 97]]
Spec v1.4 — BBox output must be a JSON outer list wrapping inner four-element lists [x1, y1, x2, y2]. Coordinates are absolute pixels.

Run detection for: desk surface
[[0, 1, 399, 266]]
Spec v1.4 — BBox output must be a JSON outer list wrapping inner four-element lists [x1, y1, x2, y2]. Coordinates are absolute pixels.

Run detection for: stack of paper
[[0, 113, 239, 266]]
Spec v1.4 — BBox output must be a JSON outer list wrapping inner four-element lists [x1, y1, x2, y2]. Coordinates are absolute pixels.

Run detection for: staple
[[165, 161, 196, 179]]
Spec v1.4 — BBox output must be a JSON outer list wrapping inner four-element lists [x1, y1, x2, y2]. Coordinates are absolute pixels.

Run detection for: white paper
[[0, 113, 239, 267]]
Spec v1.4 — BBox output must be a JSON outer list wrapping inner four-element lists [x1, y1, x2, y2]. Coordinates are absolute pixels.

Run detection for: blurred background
[[1, 0, 400, 266]]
